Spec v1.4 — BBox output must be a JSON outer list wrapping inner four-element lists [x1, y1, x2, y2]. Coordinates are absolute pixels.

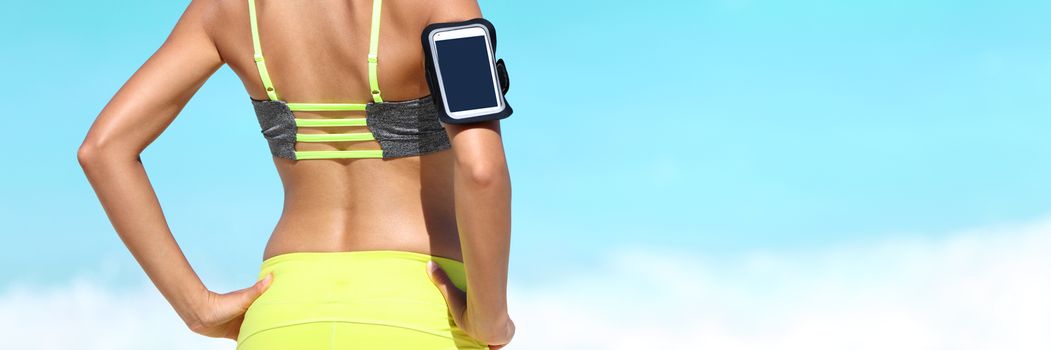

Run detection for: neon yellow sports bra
[[248, 0, 452, 160]]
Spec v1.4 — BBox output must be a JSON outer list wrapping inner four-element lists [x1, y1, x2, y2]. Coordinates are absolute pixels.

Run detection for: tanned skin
[[77, 0, 514, 347]]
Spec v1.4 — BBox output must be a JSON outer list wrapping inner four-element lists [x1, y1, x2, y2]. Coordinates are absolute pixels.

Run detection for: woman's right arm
[[420, 1, 515, 346], [432, 120, 515, 346], [77, 0, 272, 340]]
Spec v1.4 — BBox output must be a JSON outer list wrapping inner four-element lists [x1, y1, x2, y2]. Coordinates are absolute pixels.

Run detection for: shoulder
[[179, 0, 250, 50], [182, 0, 245, 35], [426, 0, 483, 23]]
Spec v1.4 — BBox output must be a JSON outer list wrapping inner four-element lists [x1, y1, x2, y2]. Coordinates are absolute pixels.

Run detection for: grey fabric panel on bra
[[250, 96, 451, 160], [251, 98, 298, 160], [365, 96, 452, 158]]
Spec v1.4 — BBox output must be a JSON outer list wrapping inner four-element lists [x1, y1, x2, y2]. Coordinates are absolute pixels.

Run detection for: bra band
[[284, 103, 367, 111], [294, 118, 368, 127], [296, 132, 376, 142], [294, 150, 386, 160]]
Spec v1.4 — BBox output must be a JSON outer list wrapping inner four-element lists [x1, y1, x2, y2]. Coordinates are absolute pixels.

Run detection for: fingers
[[426, 261, 467, 326], [256, 273, 274, 292], [230, 273, 273, 307]]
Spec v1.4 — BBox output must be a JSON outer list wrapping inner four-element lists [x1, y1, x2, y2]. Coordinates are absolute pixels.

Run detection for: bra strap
[[248, 0, 280, 101], [368, 0, 384, 103]]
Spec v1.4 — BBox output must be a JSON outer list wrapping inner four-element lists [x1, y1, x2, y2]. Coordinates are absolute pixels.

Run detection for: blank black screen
[[435, 36, 499, 112]]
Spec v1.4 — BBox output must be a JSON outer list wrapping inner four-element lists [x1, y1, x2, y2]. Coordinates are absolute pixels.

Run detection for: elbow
[[456, 157, 508, 188], [77, 141, 102, 169], [77, 138, 127, 169], [473, 314, 516, 346]]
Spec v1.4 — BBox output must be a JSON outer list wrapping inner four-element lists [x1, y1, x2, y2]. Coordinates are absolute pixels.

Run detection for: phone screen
[[435, 35, 500, 113]]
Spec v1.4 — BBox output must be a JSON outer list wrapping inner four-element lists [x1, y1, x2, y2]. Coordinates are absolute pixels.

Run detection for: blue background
[[1, 0, 1050, 293]]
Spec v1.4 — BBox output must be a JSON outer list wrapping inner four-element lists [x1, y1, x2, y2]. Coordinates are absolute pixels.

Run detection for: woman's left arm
[[78, 0, 270, 339]]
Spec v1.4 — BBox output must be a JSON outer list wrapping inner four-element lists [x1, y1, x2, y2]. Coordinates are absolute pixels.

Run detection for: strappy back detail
[[249, 0, 383, 106], [247, 0, 451, 160]]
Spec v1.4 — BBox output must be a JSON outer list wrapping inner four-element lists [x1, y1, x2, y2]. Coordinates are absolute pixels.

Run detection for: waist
[[256, 249, 468, 294], [261, 219, 461, 262]]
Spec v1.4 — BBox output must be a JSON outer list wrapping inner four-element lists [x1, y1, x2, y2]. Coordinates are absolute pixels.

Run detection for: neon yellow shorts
[[236, 250, 490, 350]]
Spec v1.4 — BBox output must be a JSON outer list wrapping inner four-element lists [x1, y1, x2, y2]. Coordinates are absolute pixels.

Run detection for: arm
[[425, 2, 515, 346], [442, 121, 515, 344], [77, 0, 269, 339]]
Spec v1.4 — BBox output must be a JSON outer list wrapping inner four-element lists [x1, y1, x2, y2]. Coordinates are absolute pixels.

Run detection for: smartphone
[[427, 24, 506, 120]]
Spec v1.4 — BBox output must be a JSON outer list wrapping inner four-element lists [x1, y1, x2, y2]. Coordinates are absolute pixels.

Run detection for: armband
[[421, 18, 513, 124]]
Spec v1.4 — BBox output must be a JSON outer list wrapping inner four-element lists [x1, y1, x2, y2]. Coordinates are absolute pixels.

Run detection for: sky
[[2, 0, 1051, 349]]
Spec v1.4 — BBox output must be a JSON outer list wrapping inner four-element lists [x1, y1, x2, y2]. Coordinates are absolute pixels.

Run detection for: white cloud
[[3, 217, 1051, 350], [506, 218, 1051, 350], [0, 278, 228, 350]]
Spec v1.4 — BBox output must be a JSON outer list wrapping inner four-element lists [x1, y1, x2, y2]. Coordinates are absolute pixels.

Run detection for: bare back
[[207, 0, 473, 262], [79, 0, 512, 341]]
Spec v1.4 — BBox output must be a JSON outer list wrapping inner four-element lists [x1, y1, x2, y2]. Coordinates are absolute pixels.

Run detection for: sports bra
[[247, 0, 452, 160]]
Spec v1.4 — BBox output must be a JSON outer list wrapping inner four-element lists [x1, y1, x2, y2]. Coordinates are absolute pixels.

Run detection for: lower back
[[262, 147, 464, 262]]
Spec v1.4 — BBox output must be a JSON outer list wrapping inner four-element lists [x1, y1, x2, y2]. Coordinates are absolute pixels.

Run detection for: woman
[[77, 0, 514, 349]]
